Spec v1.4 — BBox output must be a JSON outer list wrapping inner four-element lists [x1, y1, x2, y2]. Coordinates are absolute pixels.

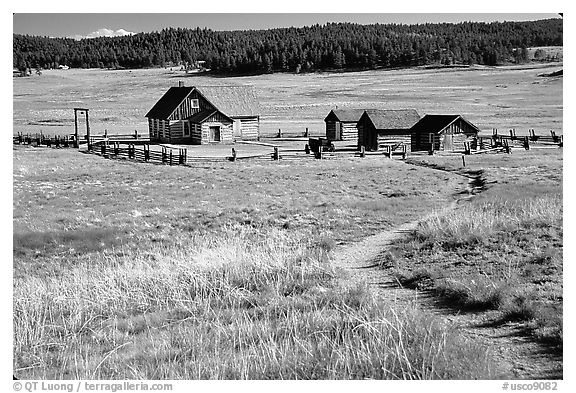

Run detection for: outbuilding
[[324, 109, 365, 142], [410, 115, 480, 152], [357, 109, 421, 151], [145, 83, 260, 144]]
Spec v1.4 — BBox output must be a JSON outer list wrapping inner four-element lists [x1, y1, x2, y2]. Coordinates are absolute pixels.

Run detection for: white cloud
[[70, 28, 135, 40]]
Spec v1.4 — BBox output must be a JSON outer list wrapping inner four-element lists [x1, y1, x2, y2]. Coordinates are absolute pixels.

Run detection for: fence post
[[305, 127, 309, 137], [101, 143, 106, 156], [144, 145, 150, 161], [523, 136, 530, 150], [135, 130, 139, 140], [273, 147, 280, 160], [162, 147, 166, 163], [462, 155, 466, 167], [230, 148, 237, 162], [169, 150, 173, 166], [277, 129, 282, 138], [360, 145, 365, 158], [304, 144, 310, 154]]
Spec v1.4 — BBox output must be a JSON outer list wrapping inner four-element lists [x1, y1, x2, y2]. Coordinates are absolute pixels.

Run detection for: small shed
[[357, 109, 421, 151], [410, 115, 480, 152], [324, 109, 365, 142], [145, 83, 260, 144]]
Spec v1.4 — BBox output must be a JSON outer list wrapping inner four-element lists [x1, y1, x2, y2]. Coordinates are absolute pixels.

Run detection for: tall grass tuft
[[14, 226, 494, 379], [386, 193, 562, 349]]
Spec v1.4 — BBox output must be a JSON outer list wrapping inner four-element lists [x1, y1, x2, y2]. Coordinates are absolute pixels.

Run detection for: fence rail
[[13, 132, 78, 148], [491, 128, 563, 149], [91, 142, 187, 166]]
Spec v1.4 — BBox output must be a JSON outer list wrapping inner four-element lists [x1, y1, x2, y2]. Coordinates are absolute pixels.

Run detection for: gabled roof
[[324, 109, 365, 123], [145, 84, 260, 120], [194, 85, 260, 117], [187, 109, 233, 123], [362, 109, 421, 130], [145, 86, 194, 119], [411, 115, 480, 134]]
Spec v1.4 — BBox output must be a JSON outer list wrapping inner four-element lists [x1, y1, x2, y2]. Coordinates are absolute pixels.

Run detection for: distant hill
[[13, 19, 562, 75]]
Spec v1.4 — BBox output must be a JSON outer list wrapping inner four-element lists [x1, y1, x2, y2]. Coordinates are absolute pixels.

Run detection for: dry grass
[[13, 146, 467, 279], [12, 146, 495, 379], [14, 227, 495, 379], [384, 150, 563, 349], [13, 63, 562, 137]]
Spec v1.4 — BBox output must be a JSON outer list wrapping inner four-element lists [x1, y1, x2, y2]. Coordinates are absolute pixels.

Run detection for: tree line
[[13, 18, 562, 75]]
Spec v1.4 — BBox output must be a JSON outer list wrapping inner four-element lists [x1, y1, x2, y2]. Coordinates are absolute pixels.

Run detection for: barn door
[[233, 119, 242, 139], [210, 126, 221, 142], [443, 134, 453, 150], [335, 122, 342, 140]]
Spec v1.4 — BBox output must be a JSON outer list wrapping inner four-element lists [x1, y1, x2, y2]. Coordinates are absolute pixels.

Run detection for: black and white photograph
[[10, 3, 565, 387]]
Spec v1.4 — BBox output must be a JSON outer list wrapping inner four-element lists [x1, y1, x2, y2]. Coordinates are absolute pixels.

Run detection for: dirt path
[[330, 168, 563, 380]]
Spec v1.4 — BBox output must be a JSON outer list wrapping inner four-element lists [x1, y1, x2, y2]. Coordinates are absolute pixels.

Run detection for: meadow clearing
[[12, 61, 563, 379], [13, 62, 563, 137]]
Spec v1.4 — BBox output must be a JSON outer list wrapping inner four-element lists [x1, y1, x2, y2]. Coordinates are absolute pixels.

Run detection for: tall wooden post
[[85, 109, 91, 151], [73, 109, 79, 148]]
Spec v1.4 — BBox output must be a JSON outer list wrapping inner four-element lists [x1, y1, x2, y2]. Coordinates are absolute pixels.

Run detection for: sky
[[13, 12, 561, 39]]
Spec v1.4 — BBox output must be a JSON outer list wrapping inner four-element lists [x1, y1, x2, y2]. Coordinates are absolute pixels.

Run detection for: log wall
[[237, 117, 259, 140]]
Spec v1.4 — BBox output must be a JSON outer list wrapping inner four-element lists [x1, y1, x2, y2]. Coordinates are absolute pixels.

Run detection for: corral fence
[[87, 130, 150, 147], [13, 132, 78, 148], [86, 137, 410, 166], [488, 128, 563, 151], [89, 141, 187, 166]]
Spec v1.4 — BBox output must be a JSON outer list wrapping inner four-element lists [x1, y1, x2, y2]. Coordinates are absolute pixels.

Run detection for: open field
[[14, 146, 490, 379], [383, 150, 562, 359], [13, 63, 562, 379], [13, 62, 562, 137]]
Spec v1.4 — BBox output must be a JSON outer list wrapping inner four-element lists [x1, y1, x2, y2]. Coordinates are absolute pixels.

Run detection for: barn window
[[184, 121, 190, 136], [191, 99, 199, 109]]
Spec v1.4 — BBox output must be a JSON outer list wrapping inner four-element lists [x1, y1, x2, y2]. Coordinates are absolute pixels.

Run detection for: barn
[[145, 83, 260, 144], [410, 115, 480, 152], [324, 109, 365, 142], [357, 109, 421, 151]]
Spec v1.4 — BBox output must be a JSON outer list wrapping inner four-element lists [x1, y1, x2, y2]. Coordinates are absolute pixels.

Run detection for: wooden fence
[[13, 132, 78, 148], [90, 142, 187, 165], [88, 130, 150, 147], [491, 129, 563, 150]]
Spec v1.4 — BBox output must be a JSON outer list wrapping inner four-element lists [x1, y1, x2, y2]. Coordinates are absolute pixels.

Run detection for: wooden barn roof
[[145, 86, 194, 119], [411, 115, 480, 134], [362, 109, 421, 130], [324, 109, 365, 123], [145, 85, 260, 120], [187, 109, 232, 123], [194, 85, 260, 117]]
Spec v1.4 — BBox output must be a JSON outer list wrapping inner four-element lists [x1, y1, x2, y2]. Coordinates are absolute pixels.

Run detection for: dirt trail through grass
[[331, 167, 562, 380]]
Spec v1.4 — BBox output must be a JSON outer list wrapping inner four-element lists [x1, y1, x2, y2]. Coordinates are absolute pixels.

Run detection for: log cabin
[[410, 115, 480, 152], [357, 109, 421, 151], [324, 109, 365, 143], [145, 83, 260, 144]]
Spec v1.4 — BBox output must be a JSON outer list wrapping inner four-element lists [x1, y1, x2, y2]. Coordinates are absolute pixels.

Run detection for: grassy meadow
[[385, 150, 563, 349], [14, 147, 496, 379], [12, 63, 562, 379], [13, 62, 563, 137]]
